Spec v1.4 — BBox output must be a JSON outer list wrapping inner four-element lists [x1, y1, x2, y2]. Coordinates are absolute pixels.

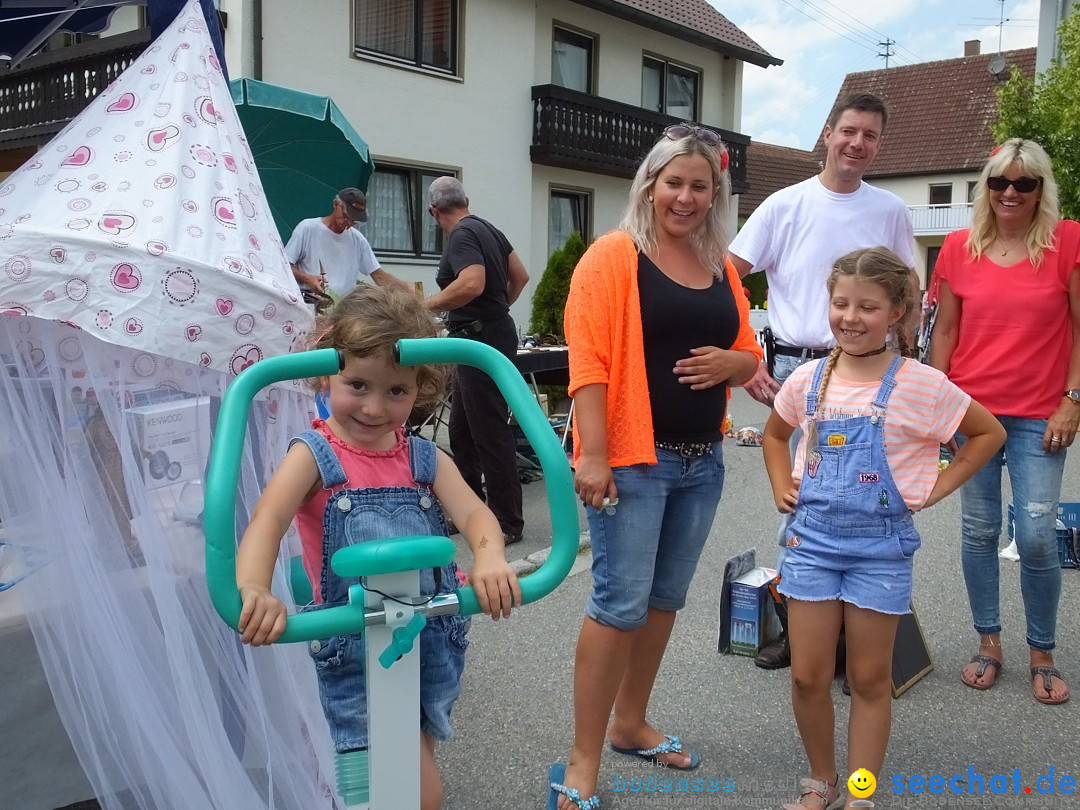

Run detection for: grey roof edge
[[570, 0, 783, 68]]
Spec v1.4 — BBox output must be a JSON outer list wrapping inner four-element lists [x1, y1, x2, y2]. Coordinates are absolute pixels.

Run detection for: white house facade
[[220, 0, 779, 327]]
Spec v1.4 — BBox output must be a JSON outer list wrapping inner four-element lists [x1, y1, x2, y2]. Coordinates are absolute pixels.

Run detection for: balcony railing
[[531, 84, 749, 194], [0, 30, 150, 147], [909, 203, 973, 235]]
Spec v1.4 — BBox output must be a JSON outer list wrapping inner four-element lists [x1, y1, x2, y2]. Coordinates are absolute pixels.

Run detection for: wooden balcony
[[531, 84, 749, 194], [0, 30, 150, 150]]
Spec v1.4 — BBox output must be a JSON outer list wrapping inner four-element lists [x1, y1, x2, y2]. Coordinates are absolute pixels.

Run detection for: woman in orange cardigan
[[548, 125, 762, 810]]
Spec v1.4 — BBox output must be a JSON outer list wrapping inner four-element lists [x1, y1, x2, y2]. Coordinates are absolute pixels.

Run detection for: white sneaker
[[999, 540, 1020, 561]]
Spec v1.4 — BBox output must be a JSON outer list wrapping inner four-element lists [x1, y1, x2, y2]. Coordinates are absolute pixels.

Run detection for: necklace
[[997, 238, 1023, 256], [842, 345, 888, 358]]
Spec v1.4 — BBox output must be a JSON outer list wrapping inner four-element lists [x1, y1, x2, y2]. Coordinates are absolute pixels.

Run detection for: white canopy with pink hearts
[[0, 5, 337, 809], [0, 1, 313, 378]]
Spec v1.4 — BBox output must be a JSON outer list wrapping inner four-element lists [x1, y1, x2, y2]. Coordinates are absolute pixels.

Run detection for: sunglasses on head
[[986, 175, 1040, 193], [663, 123, 722, 147]]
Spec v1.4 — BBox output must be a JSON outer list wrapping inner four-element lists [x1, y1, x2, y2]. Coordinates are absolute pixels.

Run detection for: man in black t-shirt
[[424, 177, 530, 545]]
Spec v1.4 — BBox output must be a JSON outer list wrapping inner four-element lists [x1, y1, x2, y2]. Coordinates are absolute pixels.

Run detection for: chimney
[[965, 39, 981, 56]]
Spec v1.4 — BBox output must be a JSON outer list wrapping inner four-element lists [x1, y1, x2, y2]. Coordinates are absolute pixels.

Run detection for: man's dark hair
[[827, 92, 888, 131]]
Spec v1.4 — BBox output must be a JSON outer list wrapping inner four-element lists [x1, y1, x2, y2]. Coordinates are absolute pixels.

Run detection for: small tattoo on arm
[[478, 536, 490, 549]]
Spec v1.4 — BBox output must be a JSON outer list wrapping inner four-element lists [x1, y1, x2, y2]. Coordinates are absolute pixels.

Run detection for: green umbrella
[[229, 78, 375, 243]]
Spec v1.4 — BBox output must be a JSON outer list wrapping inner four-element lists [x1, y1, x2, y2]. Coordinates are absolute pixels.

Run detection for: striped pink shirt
[[774, 358, 971, 510]]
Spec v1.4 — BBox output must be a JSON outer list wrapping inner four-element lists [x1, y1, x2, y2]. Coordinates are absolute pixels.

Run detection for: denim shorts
[[778, 508, 917, 615], [586, 443, 724, 631], [306, 613, 470, 751]]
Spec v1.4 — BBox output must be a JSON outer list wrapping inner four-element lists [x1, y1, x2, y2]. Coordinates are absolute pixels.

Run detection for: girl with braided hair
[[763, 247, 1004, 810]]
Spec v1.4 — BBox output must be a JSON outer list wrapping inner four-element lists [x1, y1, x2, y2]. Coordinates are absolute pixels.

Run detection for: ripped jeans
[[959, 416, 1066, 650]]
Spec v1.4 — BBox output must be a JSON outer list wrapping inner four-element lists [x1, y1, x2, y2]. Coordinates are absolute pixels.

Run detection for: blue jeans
[[772, 352, 812, 569], [959, 416, 1066, 651], [586, 443, 725, 631]]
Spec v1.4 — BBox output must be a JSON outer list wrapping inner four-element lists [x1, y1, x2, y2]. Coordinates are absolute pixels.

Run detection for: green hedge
[[529, 231, 587, 340]]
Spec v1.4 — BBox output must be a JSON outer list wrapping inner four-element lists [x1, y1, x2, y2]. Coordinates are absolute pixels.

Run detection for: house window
[[549, 189, 590, 256], [552, 25, 594, 93], [367, 165, 456, 258], [928, 184, 952, 205], [967, 181, 978, 202], [642, 56, 699, 119], [353, 0, 457, 74]]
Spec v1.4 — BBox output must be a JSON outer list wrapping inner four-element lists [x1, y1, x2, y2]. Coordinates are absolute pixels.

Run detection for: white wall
[[534, 0, 739, 126], [873, 171, 979, 207], [250, 0, 745, 325], [258, 0, 537, 322], [872, 171, 981, 287]]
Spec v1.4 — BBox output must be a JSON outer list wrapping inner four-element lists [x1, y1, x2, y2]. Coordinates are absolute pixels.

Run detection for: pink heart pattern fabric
[[0, 2, 313, 380]]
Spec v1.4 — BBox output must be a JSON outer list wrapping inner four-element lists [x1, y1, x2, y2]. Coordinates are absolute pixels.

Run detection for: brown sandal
[[962, 655, 1002, 690], [1030, 666, 1070, 705]]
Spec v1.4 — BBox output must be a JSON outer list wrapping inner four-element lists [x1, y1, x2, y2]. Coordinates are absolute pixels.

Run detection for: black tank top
[[638, 252, 740, 443]]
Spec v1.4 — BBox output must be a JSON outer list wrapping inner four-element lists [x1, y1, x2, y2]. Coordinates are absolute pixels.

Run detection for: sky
[[715, 0, 1042, 150]]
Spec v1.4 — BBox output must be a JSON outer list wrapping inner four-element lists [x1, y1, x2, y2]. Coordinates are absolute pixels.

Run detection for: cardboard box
[[127, 396, 211, 491], [729, 566, 781, 656]]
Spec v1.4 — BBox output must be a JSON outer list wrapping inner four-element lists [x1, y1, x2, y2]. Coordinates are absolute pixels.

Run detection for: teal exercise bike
[[204, 338, 579, 809]]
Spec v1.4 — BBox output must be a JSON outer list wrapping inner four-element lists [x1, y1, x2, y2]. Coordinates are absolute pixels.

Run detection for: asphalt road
[[439, 388, 1080, 809]]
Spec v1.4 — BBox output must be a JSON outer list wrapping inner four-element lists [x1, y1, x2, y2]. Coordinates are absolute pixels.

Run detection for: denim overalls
[[292, 430, 469, 751], [779, 355, 920, 615]]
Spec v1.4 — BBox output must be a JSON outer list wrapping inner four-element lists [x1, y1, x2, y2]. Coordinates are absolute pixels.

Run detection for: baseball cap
[[337, 188, 368, 223]]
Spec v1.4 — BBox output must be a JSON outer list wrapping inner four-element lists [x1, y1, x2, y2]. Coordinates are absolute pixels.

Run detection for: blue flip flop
[[609, 734, 701, 770], [548, 762, 601, 810]]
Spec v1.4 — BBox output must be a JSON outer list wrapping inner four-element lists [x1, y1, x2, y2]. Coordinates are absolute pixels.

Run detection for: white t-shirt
[[284, 218, 379, 297], [730, 176, 914, 348]]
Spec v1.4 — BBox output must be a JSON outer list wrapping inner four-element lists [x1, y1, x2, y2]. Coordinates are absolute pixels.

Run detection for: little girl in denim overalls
[[236, 284, 520, 810], [763, 247, 1004, 810], [293, 426, 469, 753]]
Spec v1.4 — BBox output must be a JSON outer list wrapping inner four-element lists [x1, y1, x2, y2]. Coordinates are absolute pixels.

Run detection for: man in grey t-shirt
[[285, 188, 410, 298]]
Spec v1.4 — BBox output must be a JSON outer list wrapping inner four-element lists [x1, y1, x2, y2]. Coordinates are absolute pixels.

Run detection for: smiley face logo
[[848, 768, 876, 799]]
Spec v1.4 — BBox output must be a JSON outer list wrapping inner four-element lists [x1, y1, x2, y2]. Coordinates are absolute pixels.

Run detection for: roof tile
[[738, 141, 818, 218], [605, 0, 779, 65]]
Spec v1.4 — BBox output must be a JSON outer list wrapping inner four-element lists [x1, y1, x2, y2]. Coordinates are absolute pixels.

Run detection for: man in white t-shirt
[[728, 92, 915, 670], [285, 188, 410, 298], [730, 92, 915, 404]]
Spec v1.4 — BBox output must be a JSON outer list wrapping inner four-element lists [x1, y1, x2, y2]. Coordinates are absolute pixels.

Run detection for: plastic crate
[[1007, 503, 1077, 568]]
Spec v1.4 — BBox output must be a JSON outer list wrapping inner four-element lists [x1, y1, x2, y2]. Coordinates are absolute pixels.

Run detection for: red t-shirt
[[936, 220, 1080, 418]]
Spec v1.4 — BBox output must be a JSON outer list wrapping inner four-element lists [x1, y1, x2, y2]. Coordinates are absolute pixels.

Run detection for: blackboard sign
[[892, 607, 933, 697]]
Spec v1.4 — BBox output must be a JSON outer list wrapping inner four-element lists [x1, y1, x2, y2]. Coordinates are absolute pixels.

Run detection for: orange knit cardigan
[[564, 229, 763, 468]]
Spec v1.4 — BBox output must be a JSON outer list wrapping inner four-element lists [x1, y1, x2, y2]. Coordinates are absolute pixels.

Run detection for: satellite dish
[[989, 54, 1007, 78]]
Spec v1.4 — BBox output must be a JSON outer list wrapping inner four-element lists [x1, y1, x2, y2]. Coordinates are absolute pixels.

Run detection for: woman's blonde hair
[[805, 247, 919, 451], [620, 131, 732, 277], [967, 137, 1060, 266], [308, 285, 447, 409]]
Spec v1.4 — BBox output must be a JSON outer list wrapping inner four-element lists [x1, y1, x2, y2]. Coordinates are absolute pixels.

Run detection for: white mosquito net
[[0, 2, 339, 807]]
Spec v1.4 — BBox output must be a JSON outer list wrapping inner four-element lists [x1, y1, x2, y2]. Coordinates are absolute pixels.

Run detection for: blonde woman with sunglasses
[[929, 137, 1080, 706]]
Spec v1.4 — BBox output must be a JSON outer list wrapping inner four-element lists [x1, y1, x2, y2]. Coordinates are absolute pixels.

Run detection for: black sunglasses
[[987, 175, 1040, 193], [663, 123, 722, 147]]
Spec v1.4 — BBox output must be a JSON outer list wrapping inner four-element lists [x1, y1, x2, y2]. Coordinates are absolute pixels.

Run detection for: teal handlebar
[[205, 339, 579, 643], [397, 338, 578, 614]]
